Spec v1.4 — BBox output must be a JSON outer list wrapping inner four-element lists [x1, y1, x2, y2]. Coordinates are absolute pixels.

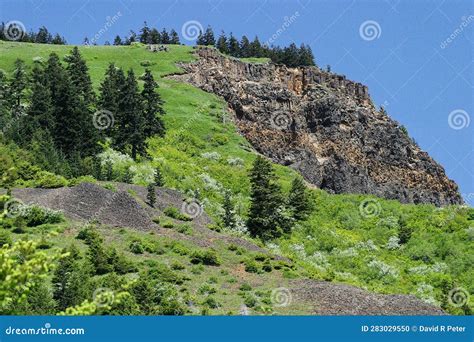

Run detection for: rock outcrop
[[170, 47, 462, 206]]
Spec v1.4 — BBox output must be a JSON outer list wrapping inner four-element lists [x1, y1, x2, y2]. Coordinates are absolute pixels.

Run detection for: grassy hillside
[[0, 41, 472, 315]]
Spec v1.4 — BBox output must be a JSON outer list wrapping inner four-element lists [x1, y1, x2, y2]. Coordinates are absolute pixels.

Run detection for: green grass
[[1, 41, 473, 315]]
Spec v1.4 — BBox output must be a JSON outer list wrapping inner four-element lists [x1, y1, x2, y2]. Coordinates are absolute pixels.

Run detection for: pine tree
[[282, 43, 299, 67], [287, 177, 312, 221], [141, 69, 165, 138], [227, 33, 240, 56], [116, 69, 144, 159], [139, 21, 151, 44], [203, 26, 215, 46], [216, 31, 228, 54], [64, 46, 95, 104], [196, 30, 205, 45], [105, 160, 114, 181], [123, 167, 133, 183], [99, 63, 120, 138], [113, 35, 122, 45], [247, 156, 285, 240], [240, 36, 251, 57], [149, 28, 161, 44], [147, 183, 156, 207], [222, 190, 236, 229], [169, 29, 180, 44], [298, 44, 315, 66], [160, 28, 170, 44], [154, 166, 164, 186], [249, 36, 263, 57], [9, 59, 28, 111], [36, 26, 52, 43], [52, 244, 91, 311]]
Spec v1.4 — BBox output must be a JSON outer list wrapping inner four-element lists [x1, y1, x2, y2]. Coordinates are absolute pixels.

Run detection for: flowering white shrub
[[416, 283, 438, 306], [201, 151, 221, 161], [334, 247, 358, 258], [199, 173, 222, 192], [227, 157, 244, 167], [385, 236, 400, 250], [356, 239, 378, 251], [129, 164, 155, 184], [289, 243, 306, 258], [368, 259, 399, 278], [307, 251, 330, 267]]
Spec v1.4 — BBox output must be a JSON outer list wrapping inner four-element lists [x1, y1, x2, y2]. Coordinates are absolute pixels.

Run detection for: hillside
[[0, 41, 472, 316]]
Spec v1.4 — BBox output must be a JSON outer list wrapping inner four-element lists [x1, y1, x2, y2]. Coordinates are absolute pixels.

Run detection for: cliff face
[[171, 47, 462, 206]]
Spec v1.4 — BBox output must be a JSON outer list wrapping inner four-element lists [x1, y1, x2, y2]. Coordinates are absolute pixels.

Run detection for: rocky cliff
[[171, 47, 462, 206]]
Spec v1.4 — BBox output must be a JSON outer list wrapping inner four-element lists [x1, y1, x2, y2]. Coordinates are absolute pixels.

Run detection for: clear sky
[[1, 0, 473, 203]]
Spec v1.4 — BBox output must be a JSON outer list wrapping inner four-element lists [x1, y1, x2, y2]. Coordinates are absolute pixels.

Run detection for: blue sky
[[1, 0, 473, 202]]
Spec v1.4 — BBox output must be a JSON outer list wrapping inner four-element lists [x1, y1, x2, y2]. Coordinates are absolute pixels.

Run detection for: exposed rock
[[170, 47, 462, 206]]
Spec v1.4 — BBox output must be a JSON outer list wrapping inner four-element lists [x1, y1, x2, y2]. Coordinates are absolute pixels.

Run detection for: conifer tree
[[169, 29, 180, 44], [64, 46, 95, 104], [9, 59, 28, 110], [222, 190, 236, 229], [216, 31, 228, 54], [227, 33, 240, 56], [154, 166, 164, 186], [149, 28, 161, 44], [26, 63, 53, 135], [99, 63, 120, 136], [141, 69, 165, 138], [196, 30, 205, 45], [139, 21, 151, 44], [123, 167, 133, 184], [287, 177, 312, 221], [113, 35, 122, 45], [247, 156, 285, 240], [160, 28, 170, 44], [147, 183, 156, 207], [249, 36, 263, 57], [203, 26, 215, 46], [239, 36, 251, 57]]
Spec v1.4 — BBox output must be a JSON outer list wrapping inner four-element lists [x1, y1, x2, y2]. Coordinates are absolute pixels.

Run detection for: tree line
[[0, 23, 66, 44], [0, 47, 165, 178], [107, 22, 180, 46]]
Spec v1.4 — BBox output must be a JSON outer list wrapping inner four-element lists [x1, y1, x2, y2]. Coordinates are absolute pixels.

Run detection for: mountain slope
[[170, 47, 462, 206]]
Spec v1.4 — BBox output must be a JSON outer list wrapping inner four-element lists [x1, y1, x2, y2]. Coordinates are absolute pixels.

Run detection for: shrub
[[102, 183, 117, 192], [176, 223, 192, 235], [239, 283, 252, 291], [170, 261, 186, 270], [164, 207, 192, 221], [190, 249, 220, 266], [198, 284, 217, 295], [244, 259, 259, 273], [244, 294, 257, 308], [0, 230, 12, 247], [129, 240, 145, 254], [18, 205, 64, 227], [162, 220, 174, 228], [210, 133, 229, 146], [152, 217, 161, 224], [32, 171, 68, 188], [262, 260, 273, 272], [202, 296, 220, 309], [140, 60, 155, 67]]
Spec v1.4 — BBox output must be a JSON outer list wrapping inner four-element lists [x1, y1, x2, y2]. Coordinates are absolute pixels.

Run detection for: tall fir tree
[[227, 33, 240, 56], [149, 28, 161, 44], [154, 166, 164, 186], [247, 156, 286, 240], [147, 183, 156, 207], [139, 21, 151, 44], [239, 36, 251, 58], [64, 46, 95, 105], [141, 69, 165, 138], [216, 31, 228, 54], [169, 29, 180, 44], [160, 28, 170, 44], [113, 35, 122, 45], [222, 190, 236, 229], [287, 177, 312, 221], [9, 59, 28, 111], [203, 26, 215, 46]]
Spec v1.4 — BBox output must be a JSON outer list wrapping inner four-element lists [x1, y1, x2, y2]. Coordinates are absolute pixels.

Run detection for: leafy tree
[[222, 189, 236, 229], [287, 177, 312, 220], [247, 156, 286, 240], [147, 183, 156, 207]]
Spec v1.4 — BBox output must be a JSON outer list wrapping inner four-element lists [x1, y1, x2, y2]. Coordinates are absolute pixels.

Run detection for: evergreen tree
[[64, 46, 95, 104], [149, 28, 161, 44], [196, 30, 205, 45], [154, 166, 164, 186], [113, 35, 122, 45], [202, 26, 215, 46], [160, 28, 170, 44], [298, 44, 315, 66], [52, 244, 91, 311], [287, 177, 312, 221], [249, 36, 263, 57], [36, 26, 52, 43], [222, 190, 236, 229], [216, 31, 228, 54], [239, 36, 251, 57], [139, 21, 151, 44], [99, 63, 120, 138], [105, 160, 114, 181], [147, 183, 156, 207], [247, 156, 286, 240], [282, 43, 299, 67], [9, 59, 28, 110], [141, 69, 165, 138], [169, 29, 180, 44], [123, 167, 133, 183], [30, 128, 67, 175], [227, 33, 240, 56], [116, 69, 144, 159], [51, 33, 66, 45]]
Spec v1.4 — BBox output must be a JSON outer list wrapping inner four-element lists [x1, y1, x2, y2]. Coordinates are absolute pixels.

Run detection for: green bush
[[164, 207, 192, 221], [190, 249, 220, 266], [0, 229, 12, 247], [239, 283, 252, 291], [210, 133, 229, 146], [198, 284, 217, 295], [176, 223, 192, 235], [202, 296, 220, 309], [32, 171, 68, 188], [19, 205, 64, 227], [129, 240, 145, 254], [162, 220, 174, 228], [244, 259, 259, 273], [244, 294, 257, 308]]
